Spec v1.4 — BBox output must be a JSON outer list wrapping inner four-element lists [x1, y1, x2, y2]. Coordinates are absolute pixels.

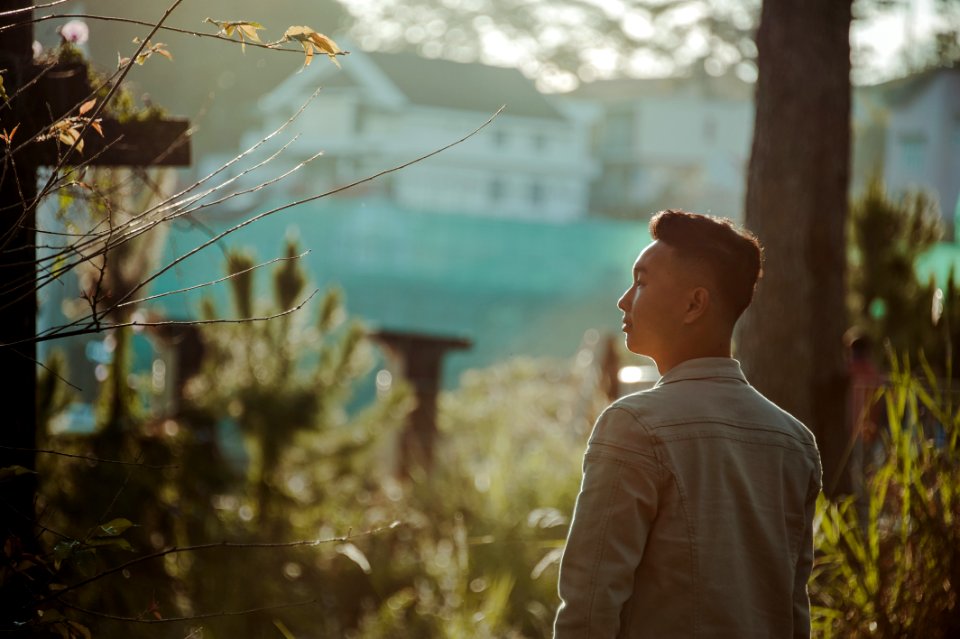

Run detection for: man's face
[[617, 241, 691, 362]]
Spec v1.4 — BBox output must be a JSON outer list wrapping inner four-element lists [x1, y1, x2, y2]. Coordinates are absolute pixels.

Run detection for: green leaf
[[0, 465, 37, 481], [97, 518, 134, 537], [53, 540, 79, 569]]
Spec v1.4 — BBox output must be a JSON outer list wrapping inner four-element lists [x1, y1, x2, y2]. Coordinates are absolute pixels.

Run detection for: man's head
[[617, 210, 763, 371]]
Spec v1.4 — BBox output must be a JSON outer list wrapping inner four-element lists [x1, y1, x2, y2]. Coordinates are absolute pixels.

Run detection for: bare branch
[[0, 12, 350, 59], [4, 345, 83, 391], [41, 521, 403, 604], [107, 106, 506, 317], [115, 249, 310, 309], [26, 0, 188, 226], [16, 89, 322, 302], [5, 106, 502, 348], [63, 598, 317, 624], [0, 446, 177, 469], [27, 288, 321, 345], [0, 0, 74, 18]]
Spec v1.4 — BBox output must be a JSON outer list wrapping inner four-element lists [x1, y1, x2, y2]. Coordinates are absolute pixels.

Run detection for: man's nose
[[617, 289, 630, 312]]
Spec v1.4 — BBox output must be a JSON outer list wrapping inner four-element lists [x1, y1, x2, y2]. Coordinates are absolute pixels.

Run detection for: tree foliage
[[848, 178, 948, 365], [811, 356, 960, 637]]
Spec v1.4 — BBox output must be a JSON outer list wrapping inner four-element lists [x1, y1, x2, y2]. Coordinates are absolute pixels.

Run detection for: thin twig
[[105, 106, 506, 318], [0, 11, 351, 60], [0, 446, 177, 469], [41, 521, 402, 603], [115, 250, 310, 309], [0, 0, 74, 18], [27, 288, 321, 344], [5, 343, 82, 391], [25, 0, 187, 232], [63, 598, 317, 624]]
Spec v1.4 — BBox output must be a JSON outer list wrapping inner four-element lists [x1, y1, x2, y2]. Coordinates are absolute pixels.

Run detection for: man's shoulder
[[608, 379, 818, 448]]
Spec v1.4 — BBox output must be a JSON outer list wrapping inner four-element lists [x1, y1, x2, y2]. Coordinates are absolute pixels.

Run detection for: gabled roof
[[364, 51, 564, 119], [263, 45, 565, 120], [862, 66, 960, 108], [566, 72, 754, 102]]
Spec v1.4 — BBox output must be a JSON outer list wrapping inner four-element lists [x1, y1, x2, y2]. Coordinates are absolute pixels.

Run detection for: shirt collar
[[654, 357, 747, 387]]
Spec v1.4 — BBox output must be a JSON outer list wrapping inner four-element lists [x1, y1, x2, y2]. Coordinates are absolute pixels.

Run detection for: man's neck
[[656, 341, 731, 375]]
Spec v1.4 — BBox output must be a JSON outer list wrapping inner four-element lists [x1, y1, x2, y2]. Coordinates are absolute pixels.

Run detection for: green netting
[[154, 198, 651, 383]]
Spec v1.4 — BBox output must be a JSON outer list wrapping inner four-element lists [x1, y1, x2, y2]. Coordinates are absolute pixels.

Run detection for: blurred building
[[560, 73, 755, 222], [225, 44, 598, 222], [853, 67, 960, 237]]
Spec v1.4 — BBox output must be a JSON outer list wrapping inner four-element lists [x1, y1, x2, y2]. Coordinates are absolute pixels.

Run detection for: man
[[554, 210, 822, 638]]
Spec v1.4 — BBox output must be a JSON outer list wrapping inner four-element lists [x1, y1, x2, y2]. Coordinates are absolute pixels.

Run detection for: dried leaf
[[283, 26, 342, 69], [0, 123, 18, 145], [68, 620, 92, 639], [238, 24, 263, 43], [78, 99, 96, 115], [90, 120, 103, 136], [206, 18, 265, 53]]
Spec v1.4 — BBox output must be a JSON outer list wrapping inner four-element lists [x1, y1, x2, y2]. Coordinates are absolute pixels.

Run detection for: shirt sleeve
[[554, 407, 661, 639], [792, 470, 820, 639]]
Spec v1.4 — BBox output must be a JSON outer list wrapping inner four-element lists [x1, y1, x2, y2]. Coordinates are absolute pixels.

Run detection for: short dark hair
[[649, 209, 763, 321]]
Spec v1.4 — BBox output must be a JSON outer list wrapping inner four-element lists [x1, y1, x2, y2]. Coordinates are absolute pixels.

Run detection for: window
[[898, 131, 928, 172], [703, 116, 717, 144], [604, 111, 633, 150], [530, 181, 544, 205], [489, 177, 504, 202]]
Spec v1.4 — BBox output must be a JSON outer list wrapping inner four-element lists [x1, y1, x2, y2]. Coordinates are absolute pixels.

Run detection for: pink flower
[[59, 20, 89, 45]]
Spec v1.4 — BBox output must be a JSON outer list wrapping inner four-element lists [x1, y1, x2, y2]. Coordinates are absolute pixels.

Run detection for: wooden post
[[371, 330, 471, 477]]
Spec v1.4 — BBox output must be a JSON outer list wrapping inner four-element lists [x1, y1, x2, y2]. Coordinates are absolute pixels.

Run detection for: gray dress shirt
[[554, 357, 822, 638]]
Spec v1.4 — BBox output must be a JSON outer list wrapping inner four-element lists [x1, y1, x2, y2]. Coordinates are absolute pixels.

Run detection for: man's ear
[[682, 287, 710, 324]]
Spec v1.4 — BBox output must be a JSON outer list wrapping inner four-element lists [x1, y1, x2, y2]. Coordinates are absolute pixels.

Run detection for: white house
[[853, 67, 960, 235], [232, 44, 598, 222], [561, 73, 755, 222]]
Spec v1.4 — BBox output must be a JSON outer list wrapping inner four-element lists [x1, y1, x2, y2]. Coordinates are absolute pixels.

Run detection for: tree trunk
[[738, 0, 853, 497]]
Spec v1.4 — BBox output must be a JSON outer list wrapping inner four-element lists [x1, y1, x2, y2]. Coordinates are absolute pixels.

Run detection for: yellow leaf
[[238, 24, 262, 43], [79, 99, 96, 115], [0, 123, 18, 145], [58, 129, 78, 146], [283, 26, 342, 69], [282, 25, 314, 42], [309, 32, 341, 56]]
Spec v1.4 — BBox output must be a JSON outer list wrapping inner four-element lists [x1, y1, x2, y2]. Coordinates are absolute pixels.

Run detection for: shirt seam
[[655, 448, 700, 637], [586, 459, 625, 638], [610, 406, 815, 447]]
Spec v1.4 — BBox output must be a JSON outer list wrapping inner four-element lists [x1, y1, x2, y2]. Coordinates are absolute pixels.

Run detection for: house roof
[[566, 72, 754, 102], [363, 51, 565, 119], [272, 47, 566, 120], [863, 66, 960, 108]]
